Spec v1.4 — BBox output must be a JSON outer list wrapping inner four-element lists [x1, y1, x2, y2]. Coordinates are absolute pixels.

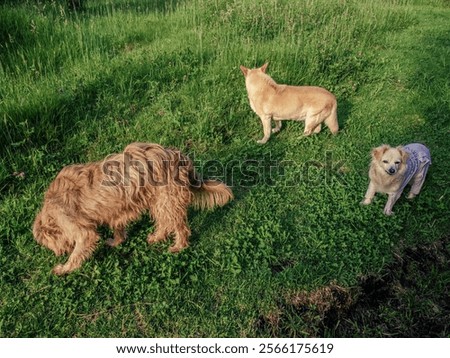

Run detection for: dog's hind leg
[[147, 226, 168, 244], [168, 216, 190, 253], [147, 205, 170, 245], [407, 162, 430, 199], [304, 115, 322, 136], [151, 189, 191, 252], [169, 188, 194, 252], [52, 229, 99, 275], [148, 208, 190, 252], [272, 120, 282, 134]]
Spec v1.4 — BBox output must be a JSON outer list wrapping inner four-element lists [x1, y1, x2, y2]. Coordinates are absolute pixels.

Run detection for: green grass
[[0, 0, 449, 337]]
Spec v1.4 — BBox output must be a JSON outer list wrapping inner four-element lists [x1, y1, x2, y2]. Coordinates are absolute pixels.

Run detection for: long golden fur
[[240, 63, 339, 144], [33, 142, 233, 275]]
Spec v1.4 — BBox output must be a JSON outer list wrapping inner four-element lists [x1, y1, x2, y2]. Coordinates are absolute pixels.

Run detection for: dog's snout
[[388, 167, 396, 174]]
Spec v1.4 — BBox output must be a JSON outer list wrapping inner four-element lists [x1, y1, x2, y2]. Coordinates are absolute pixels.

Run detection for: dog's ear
[[260, 62, 269, 73], [240, 65, 249, 77], [371, 144, 390, 161], [397, 146, 410, 163]]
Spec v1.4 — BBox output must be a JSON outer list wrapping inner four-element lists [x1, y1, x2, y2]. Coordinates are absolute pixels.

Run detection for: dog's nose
[[388, 168, 396, 174]]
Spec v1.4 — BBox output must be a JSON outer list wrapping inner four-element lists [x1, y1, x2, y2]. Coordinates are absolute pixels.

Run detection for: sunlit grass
[[0, 0, 449, 337]]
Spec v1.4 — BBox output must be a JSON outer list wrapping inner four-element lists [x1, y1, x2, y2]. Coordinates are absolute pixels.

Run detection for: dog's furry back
[[33, 142, 233, 275], [35, 143, 189, 233]]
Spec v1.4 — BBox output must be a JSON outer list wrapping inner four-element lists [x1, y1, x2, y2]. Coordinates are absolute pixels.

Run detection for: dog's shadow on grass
[[337, 98, 353, 134]]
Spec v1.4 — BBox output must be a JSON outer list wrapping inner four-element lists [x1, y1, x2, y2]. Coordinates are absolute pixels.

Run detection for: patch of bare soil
[[259, 237, 450, 337]]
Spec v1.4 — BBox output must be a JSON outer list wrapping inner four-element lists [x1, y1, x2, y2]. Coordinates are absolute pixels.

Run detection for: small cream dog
[[362, 143, 431, 215], [240, 63, 339, 144]]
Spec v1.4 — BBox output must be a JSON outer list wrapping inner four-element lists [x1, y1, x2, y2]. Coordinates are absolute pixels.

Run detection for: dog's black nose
[[388, 168, 396, 174]]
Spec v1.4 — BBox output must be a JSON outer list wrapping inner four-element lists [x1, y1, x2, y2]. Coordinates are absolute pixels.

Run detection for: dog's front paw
[[271, 128, 280, 134], [361, 198, 372, 205], [52, 264, 68, 276], [383, 208, 394, 216], [407, 192, 417, 200]]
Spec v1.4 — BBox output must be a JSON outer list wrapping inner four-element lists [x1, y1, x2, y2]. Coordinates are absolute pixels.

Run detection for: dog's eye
[[394, 161, 401, 165], [382, 160, 388, 164]]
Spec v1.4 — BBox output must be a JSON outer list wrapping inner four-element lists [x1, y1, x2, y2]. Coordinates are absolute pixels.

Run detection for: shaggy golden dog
[[361, 143, 431, 215], [240, 63, 338, 144], [33, 142, 233, 275]]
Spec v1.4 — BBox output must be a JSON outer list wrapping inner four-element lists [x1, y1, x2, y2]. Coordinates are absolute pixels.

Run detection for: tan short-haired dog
[[361, 143, 431, 215], [33, 142, 233, 275], [240, 63, 339, 144]]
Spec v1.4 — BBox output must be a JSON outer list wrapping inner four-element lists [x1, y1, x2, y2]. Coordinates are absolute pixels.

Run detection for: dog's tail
[[325, 101, 339, 134], [191, 180, 233, 210]]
